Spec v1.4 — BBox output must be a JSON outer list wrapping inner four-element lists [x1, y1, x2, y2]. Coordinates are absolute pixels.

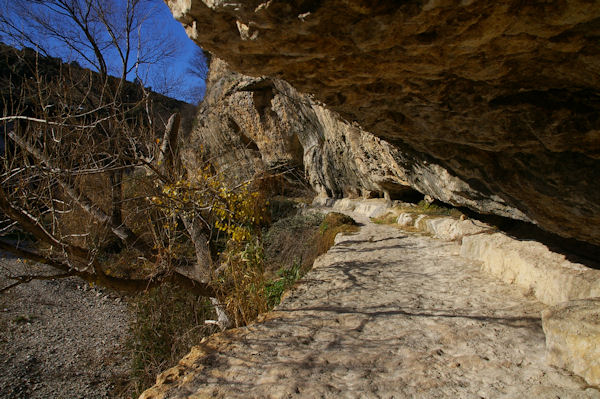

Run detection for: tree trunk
[[109, 168, 124, 228], [180, 215, 213, 283]]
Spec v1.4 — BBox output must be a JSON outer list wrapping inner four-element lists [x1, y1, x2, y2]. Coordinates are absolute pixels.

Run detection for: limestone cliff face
[[168, 0, 600, 245], [186, 57, 526, 220]]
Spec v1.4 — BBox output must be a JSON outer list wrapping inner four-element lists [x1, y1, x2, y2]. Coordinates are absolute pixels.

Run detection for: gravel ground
[[0, 256, 132, 399]]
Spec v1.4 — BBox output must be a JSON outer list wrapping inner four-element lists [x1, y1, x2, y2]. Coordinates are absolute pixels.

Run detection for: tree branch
[[1, 271, 76, 293], [8, 130, 150, 252], [0, 115, 113, 129], [157, 112, 181, 174], [0, 239, 216, 296]]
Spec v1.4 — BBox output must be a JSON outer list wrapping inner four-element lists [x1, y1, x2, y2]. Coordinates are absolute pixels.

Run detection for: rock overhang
[[166, 0, 600, 246]]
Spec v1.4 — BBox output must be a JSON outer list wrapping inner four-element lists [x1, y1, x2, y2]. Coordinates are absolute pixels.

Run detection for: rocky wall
[[168, 0, 600, 245], [185, 57, 525, 220]]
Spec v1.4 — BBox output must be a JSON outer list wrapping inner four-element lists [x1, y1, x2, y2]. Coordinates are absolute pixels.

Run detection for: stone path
[[142, 213, 600, 399]]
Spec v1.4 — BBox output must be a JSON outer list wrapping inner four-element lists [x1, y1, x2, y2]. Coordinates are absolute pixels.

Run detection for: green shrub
[[264, 262, 302, 308]]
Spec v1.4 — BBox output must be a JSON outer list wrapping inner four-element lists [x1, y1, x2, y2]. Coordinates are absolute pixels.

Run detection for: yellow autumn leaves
[[153, 168, 265, 244]]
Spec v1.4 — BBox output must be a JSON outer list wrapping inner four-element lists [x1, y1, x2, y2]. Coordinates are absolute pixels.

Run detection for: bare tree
[[2, 61, 207, 294], [0, 0, 177, 82], [0, 1, 195, 286], [0, 2, 259, 330], [0, 0, 181, 227], [0, 44, 265, 329], [184, 46, 210, 104]]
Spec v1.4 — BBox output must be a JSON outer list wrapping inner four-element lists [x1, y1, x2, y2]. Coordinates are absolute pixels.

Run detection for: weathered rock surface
[[382, 207, 600, 306], [168, 0, 600, 245], [185, 58, 408, 199], [314, 197, 391, 219], [141, 211, 598, 398], [543, 298, 600, 387], [422, 216, 492, 242], [461, 232, 600, 306], [186, 57, 527, 219]]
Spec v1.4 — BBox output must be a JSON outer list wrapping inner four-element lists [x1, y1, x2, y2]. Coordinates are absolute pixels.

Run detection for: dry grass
[[215, 210, 360, 321], [125, 283, 218, 398], [372, 201, 464, 226], [396, 200, 463, 218], [216, 239, 269, 327], [263, 212, 324, 277], [316, 212, 359, 254], [371, 212, 399, 225]]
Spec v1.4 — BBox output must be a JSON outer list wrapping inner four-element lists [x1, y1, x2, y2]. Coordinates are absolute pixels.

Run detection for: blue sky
[[0, 0, 207, 104], [139, 1, 208, 102]]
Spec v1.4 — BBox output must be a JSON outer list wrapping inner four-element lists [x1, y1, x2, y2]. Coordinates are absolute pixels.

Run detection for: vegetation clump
[[372, 200, 464, 225], [216, 238, 269, 327], [264, 262, 302, 308], [411, 200, 456, 216], [125, 284, 218, 398], [318, 212, 359, 252]]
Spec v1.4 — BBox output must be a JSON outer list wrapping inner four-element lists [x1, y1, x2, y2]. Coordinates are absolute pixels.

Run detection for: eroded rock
[[185, 57, 527, 219], [461, 232, 600, 306], [168, 0, 600, 245], [542, 299, 600, 387]]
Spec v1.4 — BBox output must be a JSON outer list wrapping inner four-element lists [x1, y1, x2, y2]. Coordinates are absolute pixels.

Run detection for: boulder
[[542, 299, 600, 387], [396, 213, 416, 227], [425, 218, 491, 241]]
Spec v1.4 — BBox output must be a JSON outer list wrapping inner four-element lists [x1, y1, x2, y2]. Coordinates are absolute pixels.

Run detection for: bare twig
[[0, 115, 113, 129], [1, 271, 76, 293], [8, 131, 150, 252]]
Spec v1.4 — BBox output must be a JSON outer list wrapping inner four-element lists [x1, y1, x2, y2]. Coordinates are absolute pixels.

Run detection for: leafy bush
[[264, 262, 302, 308]]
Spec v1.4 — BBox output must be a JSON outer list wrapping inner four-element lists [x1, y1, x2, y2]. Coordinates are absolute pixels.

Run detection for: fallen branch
[[0, 239, 217, 297], [1, 271, 76, 293]]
